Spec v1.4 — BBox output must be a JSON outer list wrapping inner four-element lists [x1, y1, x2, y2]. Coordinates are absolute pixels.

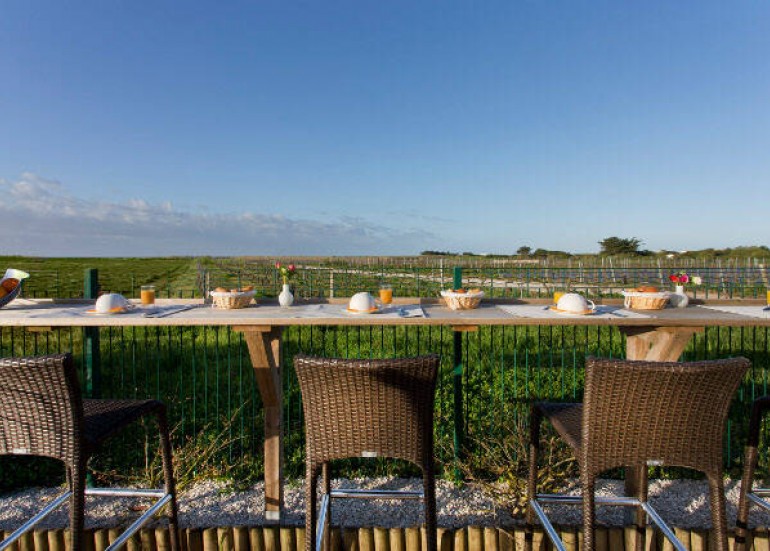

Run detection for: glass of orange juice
[[141, 285, 156, 306], [553, 291, 565, 305], [379, 284, 393, 307]]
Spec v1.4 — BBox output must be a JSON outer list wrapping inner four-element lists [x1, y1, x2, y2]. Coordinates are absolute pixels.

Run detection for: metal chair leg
[[321, 463, 331, 551], [158, 409, 180, 551], [306, 463, 320, 551], [70, 462, 87, 551], [525, 405, 541, 551], [708, 472, 728, 551], [422, 463, 437, 551]]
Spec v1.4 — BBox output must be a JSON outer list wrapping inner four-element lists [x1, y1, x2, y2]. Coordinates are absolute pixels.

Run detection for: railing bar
[[330, 490, 424, 500], [529, 499, 567, 551], [315, 493, 330, 551], [748, 493, 770, 511], [0, 492, 71, 551], [86, 488, 166, 497], [104, 494, 172, 551], [641, 502, 687, 551]]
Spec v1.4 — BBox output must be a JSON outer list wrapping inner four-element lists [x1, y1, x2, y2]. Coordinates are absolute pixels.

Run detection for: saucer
[[346, 306, 381, 315], [86, 306, 133, 315], [548, 306, 595, 316]]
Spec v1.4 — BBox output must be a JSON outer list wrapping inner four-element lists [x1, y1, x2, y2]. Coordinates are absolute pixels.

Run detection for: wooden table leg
[[619, 325, 704, 534], [235, 325, 284, 522], [621, 326, 703, 363]]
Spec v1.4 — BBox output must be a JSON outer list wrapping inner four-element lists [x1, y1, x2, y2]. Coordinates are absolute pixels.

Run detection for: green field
[[4, 255, 767, 301]]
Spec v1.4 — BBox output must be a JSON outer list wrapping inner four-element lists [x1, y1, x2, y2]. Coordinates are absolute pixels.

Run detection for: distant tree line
[[421, 240, 770, 259]]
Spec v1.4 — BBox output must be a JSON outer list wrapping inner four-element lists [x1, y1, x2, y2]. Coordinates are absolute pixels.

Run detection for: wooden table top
[[0, 298, 768, 328]]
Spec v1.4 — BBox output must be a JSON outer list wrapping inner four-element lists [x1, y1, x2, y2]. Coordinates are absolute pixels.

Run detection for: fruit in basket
[[468, 288, 482, 294], [214, 287, 228, 293], [453, 288, 466, 294], [242, 285, 254, 292], [635, 286, 659, 293], [0, 287, 7, 299], [1, 278, 19, 293]]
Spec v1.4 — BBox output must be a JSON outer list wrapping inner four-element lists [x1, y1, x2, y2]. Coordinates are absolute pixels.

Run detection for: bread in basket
[[0, 269, 30, 308], [621, 288, 670, 310], [441, 288, 484, 310], [210, 289, 256, 309]]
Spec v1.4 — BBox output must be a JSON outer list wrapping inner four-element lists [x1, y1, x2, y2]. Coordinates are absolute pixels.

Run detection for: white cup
[[349, 292, 378, 312], [556, 293, 595, 314], [95, 293, 129, 313]]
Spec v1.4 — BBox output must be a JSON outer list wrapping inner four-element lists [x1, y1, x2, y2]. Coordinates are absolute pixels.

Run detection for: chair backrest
[[582, 356, 749, 476], [294, 354, 439, 467], [0, 353, 83, 465]]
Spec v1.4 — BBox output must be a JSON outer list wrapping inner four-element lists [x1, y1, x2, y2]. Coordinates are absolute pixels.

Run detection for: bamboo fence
[[3, 524, 770, 551]]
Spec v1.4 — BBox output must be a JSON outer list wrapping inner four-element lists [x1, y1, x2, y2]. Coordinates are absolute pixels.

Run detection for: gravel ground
[[1, 478, 769, 531]]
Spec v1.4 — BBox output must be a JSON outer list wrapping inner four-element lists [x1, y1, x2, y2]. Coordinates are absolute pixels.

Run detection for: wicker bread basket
[[210, 290, 256, 309], [0, 269, 30, 309], [622, 291, 670, 310], [440, 289, 484, 310]]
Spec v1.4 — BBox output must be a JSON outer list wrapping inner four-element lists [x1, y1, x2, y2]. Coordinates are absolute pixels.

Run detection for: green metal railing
[[2, 322, 768, 481], [14, 260, 770, 300], [1, 266, 769, 492]]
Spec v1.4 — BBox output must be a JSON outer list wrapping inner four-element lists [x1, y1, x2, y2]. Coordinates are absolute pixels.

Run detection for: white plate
[[85, 308, 134, 315], [548, 306, 596, 316], [345, 307, 382, 315]]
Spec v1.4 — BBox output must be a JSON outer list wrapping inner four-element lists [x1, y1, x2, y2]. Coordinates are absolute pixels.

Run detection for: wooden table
[[1, 297, 768, 521]]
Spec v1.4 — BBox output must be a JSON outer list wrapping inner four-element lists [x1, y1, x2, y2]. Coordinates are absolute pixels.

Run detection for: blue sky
[[1, 1, 768, 256]]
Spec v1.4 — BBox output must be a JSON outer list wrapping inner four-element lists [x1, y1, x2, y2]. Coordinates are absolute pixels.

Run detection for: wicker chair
[[294, 354, 439, 551], [735, 396, 770, 551], [0, 354, 179, 551], [527, 356, 749, 551]]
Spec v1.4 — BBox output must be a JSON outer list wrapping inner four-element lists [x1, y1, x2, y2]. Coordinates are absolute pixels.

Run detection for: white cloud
[[0, 173, 436, 256]]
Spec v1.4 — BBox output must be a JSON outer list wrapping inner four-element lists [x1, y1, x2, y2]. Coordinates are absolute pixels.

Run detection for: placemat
[[699, 305, 770, 320], [497, 304, 652, 319]]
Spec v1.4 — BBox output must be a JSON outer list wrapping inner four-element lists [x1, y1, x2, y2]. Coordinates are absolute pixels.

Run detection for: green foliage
[[674, 246, 770, 259], [0, 455, 65, 493], [453, 420, 577, 518], [516, 246, 532, 256], [598, 236, 642, 255], [532, 248, 572, 259]]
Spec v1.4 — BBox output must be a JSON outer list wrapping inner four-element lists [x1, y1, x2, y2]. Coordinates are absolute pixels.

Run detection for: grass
[[2, 322, 769, 495]]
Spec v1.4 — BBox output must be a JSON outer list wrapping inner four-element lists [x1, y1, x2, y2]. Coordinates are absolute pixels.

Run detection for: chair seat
[[535, 402, 583, 453], [83, 399, 164, 447]]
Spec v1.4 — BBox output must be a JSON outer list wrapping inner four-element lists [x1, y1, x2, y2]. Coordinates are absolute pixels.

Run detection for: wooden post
[[452, 267, 465, 475], [84, 268, 100, 397], [235, 325, 285, 522]]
